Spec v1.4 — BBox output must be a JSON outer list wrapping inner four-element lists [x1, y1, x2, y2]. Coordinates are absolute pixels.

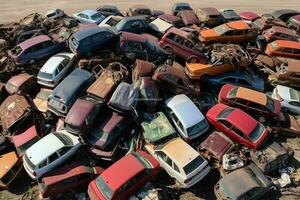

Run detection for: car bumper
[[23, 161, 37, 180], [181, 165, 211, 188]]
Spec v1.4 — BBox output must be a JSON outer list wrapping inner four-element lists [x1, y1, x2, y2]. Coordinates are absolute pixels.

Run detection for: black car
[[96, 5, 123, 17], [115, 16, 149, 34], [47, 69, 95, 117], [120, 32, 169, 65]]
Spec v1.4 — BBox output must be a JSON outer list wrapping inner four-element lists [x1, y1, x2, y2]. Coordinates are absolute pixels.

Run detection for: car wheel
[[189, 57, 199, 63]]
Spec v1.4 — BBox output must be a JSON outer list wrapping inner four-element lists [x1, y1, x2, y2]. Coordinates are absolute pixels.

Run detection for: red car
[[38, 162, 104, 199], [218, 84, 281, 118], [239, 12, 260, 22], [159, 27, 207, 63], [88, 150, 161, 200], [263, 26, 299, 42], [206, 103, 269, 149]]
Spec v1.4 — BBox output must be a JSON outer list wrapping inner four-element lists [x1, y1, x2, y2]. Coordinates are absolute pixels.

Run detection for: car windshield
[[145, 40, 156, 51], [106, 17, 121, 26], [53, 133, 73, 146], [227, 87, 238, 98], [96, 176, 114, 200], [38, 71, 52, 80], [270, 41, 278, 49], [115, 19, 126, 30], [217, 107, 234, 119], [183, 156, 205, 175], [88, 129, 108, 144], [249, 123, 265, 142], [91, 13, 103, 20], [289, 88, 300, 100], [46, 12, 56, 18], [266, 97, 275, 112], [187, 120, 208, 137], [132, 152, 152, 168], [213, 24, 231, 35]]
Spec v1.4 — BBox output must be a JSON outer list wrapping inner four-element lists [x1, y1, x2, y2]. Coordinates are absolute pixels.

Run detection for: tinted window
[[232, 127, 246, 139], [173, 163, 180, 173], [48, 153, 59, 163], [183, 156, 204, 175], [218, 119, 232, 129], [184, 39, 194, 48], [249, 123, 264, 142], [57, 146, 70, 156], [126, 41, 143, 51], [39, 159, 48, 168], [167, 32, 176, 41], [217, 107, 234, 119]]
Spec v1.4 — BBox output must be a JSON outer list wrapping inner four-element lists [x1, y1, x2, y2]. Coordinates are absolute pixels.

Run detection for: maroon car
[[5, 73, 37, 95], [177, 10, 199, 26], [152, 64, 201, 96], [87, 110, 130, 160], [159, 27, 206, 63], [239, 12, 260, 22], [64, 96, 103, 136], [263, 26, 299, 42], [38, 162, 104, 199]]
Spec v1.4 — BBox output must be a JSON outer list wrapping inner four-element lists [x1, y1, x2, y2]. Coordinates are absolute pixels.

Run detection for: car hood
[[200, 29, 219, 38], [33, 98, 48, 113], [187, 63, 212, 72]]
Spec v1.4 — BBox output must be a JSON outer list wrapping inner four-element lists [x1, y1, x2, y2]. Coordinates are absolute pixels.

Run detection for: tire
[[189, 57, 199, 63]]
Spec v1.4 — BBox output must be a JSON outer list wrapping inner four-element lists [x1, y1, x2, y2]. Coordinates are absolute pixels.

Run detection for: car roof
[[200, 7, 221, 15], [161, 138, 200, 167], [235, 87, 267, 106], [101, 153, 145, 191], [78, 9, 98, 16], [40, 55, 66, 74], [8, 73, 33, 87], [239, 12, 259, 20], [269, 26, 296, 36], [121, 31, 146, 42], [273, 40, 300, 50], [158, 14, 181, 23], [166, 94, 204, 128], [52, 69, 92, 103], [19, 35, 51, 50], [73, 27, 111, 41], [276, 85, 297, 101], [0, 151, 18, 178], [26, 133, 65, 165], [130, 4, 150, 10], [167, 27, 190, 38], [65, 98, 96, 127], [12, 125, 38, 147], [225, 20, 251, 30]]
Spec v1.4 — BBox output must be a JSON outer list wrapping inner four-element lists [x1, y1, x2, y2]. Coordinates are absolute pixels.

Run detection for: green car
[[142, 112, 176, 144]]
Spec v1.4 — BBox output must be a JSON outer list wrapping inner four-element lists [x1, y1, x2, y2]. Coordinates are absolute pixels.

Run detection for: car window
[[170, 111, 179, 122], [218, 119, 232, 129], [54, 68, 59, 76], [131, 20, 143, 28], [232, 127, 247, 139], [48, 152, 59, 163], [78, 13, 88, 19], [281, 48, 293, 53], [235, 98, 248, 105], [39, 159, 48, 168], [57, 146, 70, 156], [293, 49, 300, 54], [290, 101, 300, 107], [173, 163, 180, 173], [167, 32, 176, 41], [232, 29, 244, 35], [184, 39, 194, 49], [61, 59, 69, 67], [224, 30, 234, 36], [174, 35, 185, 45], [57, 64, 64, 72]]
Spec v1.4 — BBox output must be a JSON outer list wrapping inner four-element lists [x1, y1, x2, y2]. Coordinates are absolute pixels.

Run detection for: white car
[[149, 18, 173, 36], [165, 94, 209, 141], [272, 85, 300, 114], [23, 130, 81, 179], [145, 137, 210, 188], [73, 9, 105, 25], [98, 15, 124, 28], [37, 52, 75, 88], [45, 8, 64, 21]]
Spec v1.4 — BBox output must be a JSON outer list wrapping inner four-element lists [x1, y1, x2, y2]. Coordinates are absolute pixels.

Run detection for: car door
[[155, 151, 175, 177], [40, 41, 55, 58], [169, 108, 186, 137]]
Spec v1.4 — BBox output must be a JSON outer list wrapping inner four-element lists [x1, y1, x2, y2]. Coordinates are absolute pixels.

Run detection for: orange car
[[0, 151, 23, 189], [200, 21, 256, 44], [265, 40, 300, 59], [186, 56, 250, 80]]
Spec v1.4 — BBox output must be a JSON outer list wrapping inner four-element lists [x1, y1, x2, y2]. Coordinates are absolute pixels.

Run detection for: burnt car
[[139, 77, 160, 113], [64, 96, 104, 136], [263, 26, 299, 42], [5, 73, 37, 96], [38, 162, 104, 199], [0, 151, 23, 189], [271, 9, 300, 22], [87, 110, 130, 160], [152, 64, 201, 96], [250, 142, 290, 174], [273, 59, 300, 88], [171, 2, 192, 16], [96, 5, 123, 17], [108, 82, 140, 114], [196, 7, 224, 27], [87, 62, 129, 102], [132, 59, 156, 83], [47, 69, 95, 117], [0, 94, 33, 134], [200, 131, 234, 161], [214, 163, 273, 200], [177, 10, 199, 26]]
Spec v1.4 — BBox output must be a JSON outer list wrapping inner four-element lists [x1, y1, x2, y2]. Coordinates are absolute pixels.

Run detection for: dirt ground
[[1, 0, 300, 23], [1, 1, 300, 200]]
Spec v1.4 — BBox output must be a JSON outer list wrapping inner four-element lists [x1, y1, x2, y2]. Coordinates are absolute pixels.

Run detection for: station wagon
[[265, 40, 300, 59]]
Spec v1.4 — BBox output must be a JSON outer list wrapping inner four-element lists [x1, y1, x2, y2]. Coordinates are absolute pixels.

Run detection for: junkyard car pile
[[1, 3, 300, 200]]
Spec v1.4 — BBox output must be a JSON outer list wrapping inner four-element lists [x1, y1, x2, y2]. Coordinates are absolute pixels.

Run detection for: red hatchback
[[88, 151, 161, 200], [159, 27, 207, 63], [39, 162, 104, 199], [206, 103, 269, 149]]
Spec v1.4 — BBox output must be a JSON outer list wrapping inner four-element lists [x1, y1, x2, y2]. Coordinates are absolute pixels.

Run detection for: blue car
[[73, 9, 105, 24], [207, 69, 265, 92], [115, 16, 148, 34], [68, 27, 119, 56]]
